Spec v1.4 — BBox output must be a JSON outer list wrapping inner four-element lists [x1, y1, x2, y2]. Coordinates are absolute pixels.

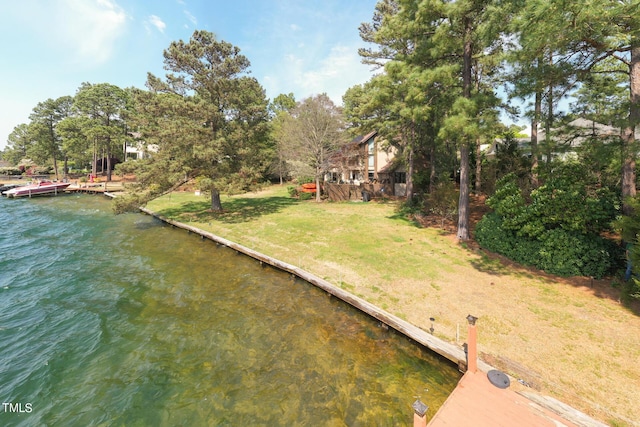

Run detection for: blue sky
[[0, 0, 381, 149]]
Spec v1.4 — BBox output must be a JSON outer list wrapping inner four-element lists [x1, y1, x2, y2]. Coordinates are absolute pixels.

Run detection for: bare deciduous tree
[[281, 94, 344, 202]]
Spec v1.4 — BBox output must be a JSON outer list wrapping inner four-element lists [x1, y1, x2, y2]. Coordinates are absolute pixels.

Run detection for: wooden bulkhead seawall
[[138, 207, 481, 370]]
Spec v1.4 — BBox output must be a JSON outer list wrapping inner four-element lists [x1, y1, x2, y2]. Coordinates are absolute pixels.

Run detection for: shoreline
[[138, 204, 606, 427], [139, 207, 475, 369]]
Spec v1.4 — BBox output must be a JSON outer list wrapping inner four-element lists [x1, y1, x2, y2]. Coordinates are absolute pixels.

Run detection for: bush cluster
[[0, 167, 22, 175], [427, 181, 458, 218], [112, 192, 149, 214], [614, 197, 640, 300], [476, 213, 620, 278], [475, 167, 622, 278], [31, 166, 53, 175], [299, 191, 313, 201], [286, 185, 299, 198]]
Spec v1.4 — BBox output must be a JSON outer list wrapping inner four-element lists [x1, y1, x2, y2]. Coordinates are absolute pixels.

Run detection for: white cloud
[[184, 10, 197, 27], [261, 44, 374, 105], [287, 44, 373, 105], [253, 1, 378, 105], [0, 0, 130, 147], [56, 0, 128, 65], [148, 15, 166, 33]]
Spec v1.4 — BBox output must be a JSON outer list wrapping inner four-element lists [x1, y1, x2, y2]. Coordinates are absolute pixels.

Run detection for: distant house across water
[[125, 132, 158, 161]]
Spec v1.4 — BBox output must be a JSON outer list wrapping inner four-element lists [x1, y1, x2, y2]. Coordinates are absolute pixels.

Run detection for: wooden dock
[[65, 183, 124, 195], [426, 370, 606, 427]]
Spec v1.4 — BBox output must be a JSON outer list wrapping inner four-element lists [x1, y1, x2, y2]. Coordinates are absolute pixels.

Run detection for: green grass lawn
[[147, 187, 456, 300], [145, 185, 640, 427]]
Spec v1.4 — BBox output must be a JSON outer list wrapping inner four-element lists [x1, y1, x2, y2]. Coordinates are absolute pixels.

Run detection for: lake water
[[0, 193, 460, 426]]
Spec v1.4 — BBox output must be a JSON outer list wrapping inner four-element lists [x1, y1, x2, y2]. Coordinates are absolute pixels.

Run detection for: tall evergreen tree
[[391, 0, 504, 240], [514, 0, 640, 215], [28, 96, 73, 180], [135, 30, 270, 211], [4, 123, 33, 166], [269, 93, 296, 185], [73, 83, 129, 181]]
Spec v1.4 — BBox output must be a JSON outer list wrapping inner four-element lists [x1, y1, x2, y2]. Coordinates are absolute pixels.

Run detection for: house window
[[394, 172, 407, 184]]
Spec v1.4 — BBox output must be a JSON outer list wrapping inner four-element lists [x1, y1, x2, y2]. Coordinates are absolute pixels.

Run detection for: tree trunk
[[316, 148, 323, 202], [546, 85, 553, 165], [92, 139, 98, 177], [52, 156, 59, 181], [315, 174, 321, 202], [457, 144, 470, 241], [545, 53, 554, 166], [406, 145, 415, 201], [531, 87, 541, 187], [457, 16, 473, 241], [106, 140, 112, 182], [210, 187, 223, 212], [406, 127, 415, 201], [622, 42, 640, 216], [474, 136, 481, 193], [429, 143, 436, 194]]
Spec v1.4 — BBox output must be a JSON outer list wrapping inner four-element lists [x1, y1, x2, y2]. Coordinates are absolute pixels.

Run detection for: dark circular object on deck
[[487, 369, 510, 389]]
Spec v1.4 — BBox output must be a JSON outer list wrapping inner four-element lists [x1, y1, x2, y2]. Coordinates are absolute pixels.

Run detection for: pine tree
[[135, 30, 270, 211]]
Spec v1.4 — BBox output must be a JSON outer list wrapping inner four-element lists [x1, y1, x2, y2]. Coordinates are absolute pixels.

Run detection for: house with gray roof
[[484, 118, 639, 161]]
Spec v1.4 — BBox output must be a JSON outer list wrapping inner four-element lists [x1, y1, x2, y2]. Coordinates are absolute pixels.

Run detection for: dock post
[[466, 314, 478, 374], [412, 398, 428, 427]]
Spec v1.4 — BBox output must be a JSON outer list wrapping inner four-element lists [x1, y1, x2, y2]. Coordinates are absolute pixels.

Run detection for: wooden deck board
[[427, 371, 606, 427], [65, 183, 125, 195]]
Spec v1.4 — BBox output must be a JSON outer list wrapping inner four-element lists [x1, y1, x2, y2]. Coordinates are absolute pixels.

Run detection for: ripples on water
[[0, 194, 459, 426]]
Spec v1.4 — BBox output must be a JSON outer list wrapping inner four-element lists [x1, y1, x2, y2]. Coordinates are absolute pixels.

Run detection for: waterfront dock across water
[[65, 182, 125, 195]]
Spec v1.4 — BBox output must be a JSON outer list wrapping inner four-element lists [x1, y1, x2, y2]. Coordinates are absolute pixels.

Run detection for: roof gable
[[351, 130, 377, 146]]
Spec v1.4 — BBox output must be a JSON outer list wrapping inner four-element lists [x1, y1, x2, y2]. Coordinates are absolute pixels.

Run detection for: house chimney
[[466, 314, 478, 374]]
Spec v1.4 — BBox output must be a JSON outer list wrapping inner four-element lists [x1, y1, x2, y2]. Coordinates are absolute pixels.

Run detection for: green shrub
[[297, 176, 314, 184], [427, 181, 458, 225], [287, 186, 299, 198], [0, 167, 22, 176], [537, 229, 619, 278], [476, 214, 525, 257], [112, 193, 149, 214], [476, 164, 621, 279], [299, 191, 313, 201], [33, 166, 53, 175], [475, 213, 620, 278], [625, 279, 640, 301], [397, 195, 425, 216]]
